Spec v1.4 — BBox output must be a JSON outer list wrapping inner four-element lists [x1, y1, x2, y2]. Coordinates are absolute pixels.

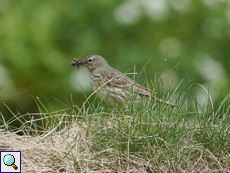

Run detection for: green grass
[[1, 74, 230, 172], [76, 90, 230, 172]]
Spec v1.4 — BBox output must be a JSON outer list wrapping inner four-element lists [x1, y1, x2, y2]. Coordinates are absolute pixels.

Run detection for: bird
[[71, 55, 176, 109]]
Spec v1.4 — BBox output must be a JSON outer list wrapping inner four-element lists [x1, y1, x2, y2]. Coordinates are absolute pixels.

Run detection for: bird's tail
[[153, 96, 177, 108]]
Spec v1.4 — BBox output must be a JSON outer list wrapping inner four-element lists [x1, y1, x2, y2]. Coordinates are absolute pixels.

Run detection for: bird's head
[[71, 55, 109, 72]]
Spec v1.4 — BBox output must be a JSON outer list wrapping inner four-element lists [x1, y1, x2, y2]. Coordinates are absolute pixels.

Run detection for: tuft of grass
[[1, 66, 230, 172]]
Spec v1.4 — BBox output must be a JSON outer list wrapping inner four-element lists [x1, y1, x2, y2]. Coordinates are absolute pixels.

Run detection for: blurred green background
[[0, 0, 230, 119]]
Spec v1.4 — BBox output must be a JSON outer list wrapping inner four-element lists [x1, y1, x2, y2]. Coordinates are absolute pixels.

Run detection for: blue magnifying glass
[[3, 154, 18, 170]]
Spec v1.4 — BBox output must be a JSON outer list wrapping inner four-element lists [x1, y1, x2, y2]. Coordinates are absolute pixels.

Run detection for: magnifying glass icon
[[3, 154, 18, 170]]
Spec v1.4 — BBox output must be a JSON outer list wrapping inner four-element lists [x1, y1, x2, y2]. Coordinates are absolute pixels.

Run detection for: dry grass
[[1, 110, 230, 173]]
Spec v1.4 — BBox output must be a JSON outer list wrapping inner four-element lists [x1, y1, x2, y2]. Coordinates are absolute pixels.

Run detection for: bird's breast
[[90, 72, 108, 90]]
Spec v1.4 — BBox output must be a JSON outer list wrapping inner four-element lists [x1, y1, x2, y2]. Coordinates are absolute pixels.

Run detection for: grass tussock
[[1, 74, 230, 172]]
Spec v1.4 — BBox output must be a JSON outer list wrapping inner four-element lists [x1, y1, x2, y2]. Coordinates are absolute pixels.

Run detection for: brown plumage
[[71, 55, 176, 109]]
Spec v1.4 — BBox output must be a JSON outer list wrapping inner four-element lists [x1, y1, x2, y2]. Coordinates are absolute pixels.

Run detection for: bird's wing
[[102, 68, 157, 97]]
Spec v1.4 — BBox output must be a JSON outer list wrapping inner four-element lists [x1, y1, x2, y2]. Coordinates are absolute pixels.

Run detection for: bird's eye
[[88, 59, 93, 62]]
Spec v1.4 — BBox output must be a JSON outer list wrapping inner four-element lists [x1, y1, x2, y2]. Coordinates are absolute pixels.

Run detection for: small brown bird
[[71, 55, 176, 109]]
